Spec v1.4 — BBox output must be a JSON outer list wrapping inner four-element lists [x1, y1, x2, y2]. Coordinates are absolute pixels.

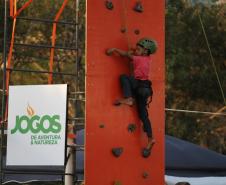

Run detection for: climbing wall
[[86, 0, 165, 185]]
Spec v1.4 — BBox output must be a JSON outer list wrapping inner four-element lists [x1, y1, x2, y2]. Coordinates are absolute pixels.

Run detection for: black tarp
[[2, 131, 226, 183], [165, 135, 226, 177]]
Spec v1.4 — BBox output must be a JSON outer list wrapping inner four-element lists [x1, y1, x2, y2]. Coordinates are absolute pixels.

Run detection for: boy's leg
[[114, 74, 136, 106], [119, 74, 134, 98], [136, 94, 155, 150]]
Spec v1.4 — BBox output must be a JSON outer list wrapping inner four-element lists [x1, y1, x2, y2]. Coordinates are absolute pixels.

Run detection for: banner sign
[[6, 84, 67, 166]]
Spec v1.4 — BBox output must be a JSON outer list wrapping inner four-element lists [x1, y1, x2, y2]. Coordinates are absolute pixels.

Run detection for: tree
[[166, 0, 226, 154]]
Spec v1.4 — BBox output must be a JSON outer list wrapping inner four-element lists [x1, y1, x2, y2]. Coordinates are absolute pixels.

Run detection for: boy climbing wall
[[106, 37, 157, 157]]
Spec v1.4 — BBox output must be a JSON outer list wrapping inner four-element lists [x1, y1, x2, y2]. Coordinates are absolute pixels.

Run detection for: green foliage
[[166, 0, 226, 154]]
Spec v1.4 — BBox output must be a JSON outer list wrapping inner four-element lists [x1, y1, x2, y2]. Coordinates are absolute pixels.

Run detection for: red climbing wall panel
[[86, 0, 165, 185]]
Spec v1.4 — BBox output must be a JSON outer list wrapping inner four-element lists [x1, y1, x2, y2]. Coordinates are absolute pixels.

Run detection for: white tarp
[[166, 175, 226, 185], [6, 84, 67, 166]]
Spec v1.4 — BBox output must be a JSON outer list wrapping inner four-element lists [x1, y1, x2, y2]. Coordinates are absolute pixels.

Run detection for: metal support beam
[[14, 16, 77, 25], [0, 0, 8, 184], [13, 42, 78, 51], [65, 0, 80, 184], [6, 68, 77, 76]]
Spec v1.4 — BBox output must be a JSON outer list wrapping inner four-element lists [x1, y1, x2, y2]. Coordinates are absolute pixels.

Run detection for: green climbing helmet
[[137, 38, 157, 54]]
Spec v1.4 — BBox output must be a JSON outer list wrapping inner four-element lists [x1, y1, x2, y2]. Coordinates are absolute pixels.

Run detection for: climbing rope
[[198, 14, 226, 106], [121, 0, 131, 50], [188, 0, 226, 106], [12, 0, 33, 18], [209, 106, 226, 119], [165, 108, 226, 116], [9, 0, 13, 17], [121, 0, 135, 75]]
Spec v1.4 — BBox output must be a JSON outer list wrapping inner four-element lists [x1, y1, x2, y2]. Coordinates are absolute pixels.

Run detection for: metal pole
[[75, 0, 80, 82], [75, 0, 80, 183], [65, 0, 80, 184], [1, 0, 8, 184], [65, 139, 75, 185]]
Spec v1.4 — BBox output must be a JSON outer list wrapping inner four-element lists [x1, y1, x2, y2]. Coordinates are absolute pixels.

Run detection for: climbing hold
[[105, 0, 114, 10], [127, 123, 137, 133], [142, 171, 149, 179], [112, 147, 123, 158], [99, 124, 105, 128], [134, 29, 140, 35], [120, 27, 127, 33], [142, 148, 151, 158], [114, 180, 122, 185], [134, 1, 143, 13]]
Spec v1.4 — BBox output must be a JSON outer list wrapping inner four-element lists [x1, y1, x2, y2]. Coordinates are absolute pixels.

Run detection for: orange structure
[[86, 0, 165, 184], [48, 0, 69, 84], [4, 0, 69, 120]]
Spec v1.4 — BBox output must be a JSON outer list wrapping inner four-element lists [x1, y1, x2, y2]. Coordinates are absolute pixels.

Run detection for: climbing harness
[[136, 79, 153, 108]]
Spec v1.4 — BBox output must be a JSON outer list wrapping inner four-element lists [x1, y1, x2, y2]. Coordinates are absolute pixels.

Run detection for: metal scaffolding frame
[[0, 0, 85, 184]]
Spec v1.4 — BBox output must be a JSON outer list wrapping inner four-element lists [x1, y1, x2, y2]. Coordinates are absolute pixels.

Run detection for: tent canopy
[[2, 131, 226, 184], [166, 135, 226, 177]]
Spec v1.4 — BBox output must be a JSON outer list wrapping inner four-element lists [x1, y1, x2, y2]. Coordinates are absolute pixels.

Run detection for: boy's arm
[[106, 48, 133, 60]]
